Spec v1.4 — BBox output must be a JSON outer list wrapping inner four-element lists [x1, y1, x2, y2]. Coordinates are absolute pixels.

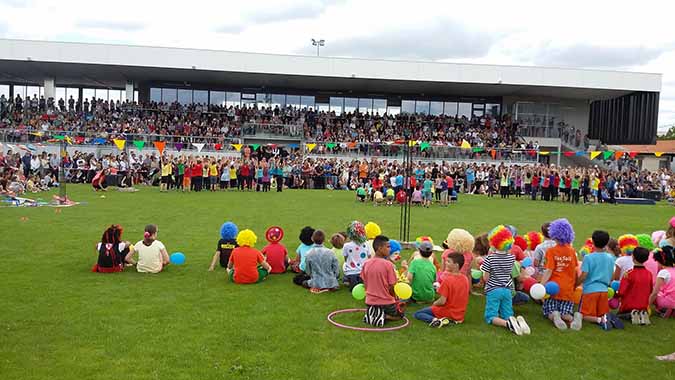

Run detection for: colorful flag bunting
[[655, 152, 664, 157], [614, 151, 624, 160], [153, 141, 166, 155], [113, 139, 126, 150], [602, 151, 613, 160], [420, 142, 431, 151], [231, 144, 243, 152], [251, 144, 260, 151], [306, 143, 316, 152], [460, 139, 471, 149], [133, 140, 145, 151], [175, 143, 183, 152], [193, 143, 205, 152], [629, 151, 638, 159], [326, 143, 337, 149], [590, 151, 601, 160]]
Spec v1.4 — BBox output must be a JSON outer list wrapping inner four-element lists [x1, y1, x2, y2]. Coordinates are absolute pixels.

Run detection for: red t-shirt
[[431, 273, 469, 322], [262, 243, 288, 274], [446, 176, 454, 189], [618, 266, 653, 312], [229, 247, 264, 284], [240, 165, 250, 177], [361, 257, 397, 305], [192, 164, 202, 177]]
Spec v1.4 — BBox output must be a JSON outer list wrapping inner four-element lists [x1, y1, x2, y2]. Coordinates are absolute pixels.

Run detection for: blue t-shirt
[[423, 179, 433, 192], [581, 252, 615, 294], [415, 169, 424, 181], [466, 169, 475, 182], [297, 243, 313, 272], [395, 175, 404, 187]]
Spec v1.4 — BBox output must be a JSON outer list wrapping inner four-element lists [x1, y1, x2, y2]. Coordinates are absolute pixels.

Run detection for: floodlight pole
[[311, 38, 325, 57]]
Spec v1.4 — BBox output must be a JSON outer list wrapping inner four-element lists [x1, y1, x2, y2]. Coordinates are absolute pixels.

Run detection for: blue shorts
[[542, 298, 575, 317], [423, 191, 432, 200], [484, 287, 514, 324]]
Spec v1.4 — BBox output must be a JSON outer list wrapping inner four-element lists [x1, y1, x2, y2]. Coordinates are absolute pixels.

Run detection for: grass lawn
[[1, 185, 674, 380]]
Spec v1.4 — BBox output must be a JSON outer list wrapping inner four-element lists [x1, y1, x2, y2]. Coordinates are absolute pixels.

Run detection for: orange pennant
[[614, 151, 624, 160], [153, 141, 166, 155], [347, 142, 357, 149]]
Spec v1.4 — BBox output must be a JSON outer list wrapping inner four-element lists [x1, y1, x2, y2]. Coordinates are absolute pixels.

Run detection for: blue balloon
[[170, 252, 186, 265], [389, 240, 402, 255], [521, 257, 533, 268], [610, 280, 620, 292], [545, 281, 560, 296]]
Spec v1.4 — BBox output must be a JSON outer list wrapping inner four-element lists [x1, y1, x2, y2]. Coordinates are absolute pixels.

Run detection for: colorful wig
[[549, 218, 575, 245], [236, 229, 257, 247], [346, 221, 366, 244], [365, 222, 382, 240], [636, 233, 655, 251], [444, 228, 475, 253], [514, 236, 528, 251], [524, 231, 543, 250], [618, 234, 638, 255], [220, 221, 238, 240], [488, 225, 514, 251]]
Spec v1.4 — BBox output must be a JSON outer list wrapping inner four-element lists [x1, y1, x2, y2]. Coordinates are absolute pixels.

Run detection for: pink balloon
[[608, 298, 620, 310]]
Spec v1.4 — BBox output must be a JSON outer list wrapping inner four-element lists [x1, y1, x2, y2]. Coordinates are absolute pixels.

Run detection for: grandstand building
[[0, 38, 662, 147]]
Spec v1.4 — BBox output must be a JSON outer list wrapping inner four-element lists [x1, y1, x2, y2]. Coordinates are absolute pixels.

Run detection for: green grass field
[[1, 186, 674, 380]]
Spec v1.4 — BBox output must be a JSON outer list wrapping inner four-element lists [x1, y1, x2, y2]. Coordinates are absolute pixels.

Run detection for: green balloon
[[471, 269, 482, 280], [352, 284, 366, 300]]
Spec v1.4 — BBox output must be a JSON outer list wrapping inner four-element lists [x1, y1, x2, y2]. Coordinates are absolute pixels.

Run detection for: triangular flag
[[6, 144, 16, 151], [629, 151, 638, 159], [563, 151, 574, 157], [215, 143, 222, 151], [655, 152, 664, 157], [472, 147, 484, 153], [153, 141, 166, 155], [288, 143, 299, 149], [231, 144, 243, 152], [408, 141, 417, 147], [53, 135, 65, 141], [251, 144, 260, 151], [590, 151, 601, 160], [490, 149, 496, 159], [306, 143, 316, 152], [420, 142, 431, 151], [347, 142, 357, 149], [175, 143, 183, 152], [602, 151, 613, 160], [113, 139, 126, 150], [326, 143, 337, 150], [614, 151, 624, 160], [30, 132, 44, 137], [460, 139, 471, 149], [193, 143, 205, 152], [539, 151, 550, 156], [575, 151, 585, 156], [64, 136, 73, 145], [133, 140, 145, 151]]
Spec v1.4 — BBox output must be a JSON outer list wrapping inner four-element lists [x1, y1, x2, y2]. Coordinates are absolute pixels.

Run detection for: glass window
[[241, 98, 255, 108], [226, 92, 240, 107], [271, 94, 285, 109], [430, 101, 443, 116], [415, 100, 430, 115], [66, 87, 79, 102], [210, 91, 225, 106], [486, 103, 500, 117], [316, 103, 330, 113], [0, 84, 8, 97], [95, 89, 108, 101], [162, 88, 177, 103], [330, 97, 343, 115], [344, 97, 358, 114], [13, 85, 26, 98], [177, 89, 192, 105], [373, 99, 387, 115], [26, 86, 40, 98], [109, 90, 121, 103], [301, 96, 315, 110], [134, 91, 138, 102], [387, 106, 401, 116], [444, 102, 458, 117], [193, 90, 208, 105], [358, 98, 373, 114], [458, 102, 472, 118], [401, 100, 415, 114], [286, 95, 301, 108], [83, 88, 96, 102], [256, 93, 270, 108], [150, 88, 161, 102], [55, 87, 66, 102]]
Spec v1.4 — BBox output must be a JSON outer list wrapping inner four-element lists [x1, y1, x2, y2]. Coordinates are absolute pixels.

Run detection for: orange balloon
[[572, 286, 583, 304]]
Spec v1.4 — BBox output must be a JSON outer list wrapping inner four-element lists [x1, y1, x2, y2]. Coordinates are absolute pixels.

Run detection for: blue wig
[[220, 222, 239, 240], [548, 218, 574, 245]]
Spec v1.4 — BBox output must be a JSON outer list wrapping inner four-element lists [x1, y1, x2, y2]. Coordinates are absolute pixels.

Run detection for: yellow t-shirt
[[161, 163, 172, 176], [229, 168, 237, 180], [209, 164, 218, 176], [591, 178, 600, 190]]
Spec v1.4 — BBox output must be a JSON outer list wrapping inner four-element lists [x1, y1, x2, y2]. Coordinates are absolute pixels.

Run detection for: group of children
[[92, 216, 675, 335], [356, 173, 459, 207]]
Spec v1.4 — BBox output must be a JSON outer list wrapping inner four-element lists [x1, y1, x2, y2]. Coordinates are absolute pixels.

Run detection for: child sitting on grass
[[618, 247, 653, 324], [361, 235, 402, 327], [400, 241, 436, 303], [133, 224, 170, 274], [356, 185, 366, 202], [261, 226, 288, 274], [228, 229, 272, 284], [480, 225, 530, 335], [92, 224, 134, 273], [209, 221, 238, 271], [290, 226, 315, 274], [303, 230, 340, 293], [414, 253, 470, 328], [342, 221, 369, 290], [649, 246, 675, 317]]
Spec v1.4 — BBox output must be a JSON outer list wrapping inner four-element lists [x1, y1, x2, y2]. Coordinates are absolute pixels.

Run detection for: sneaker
[[570, 312, 583, 331], [516, 316, 531, 335], [507, 316, 523, 336], [599, 314, 612, 331], [551, 311, 567, 331], [429, 318, 450, 328], [640, 310, 651, 325], [609, 313, 624, 329], [631, 310, 640, 325]]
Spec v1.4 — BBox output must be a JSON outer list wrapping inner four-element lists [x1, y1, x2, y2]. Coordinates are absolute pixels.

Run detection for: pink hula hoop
[[327, 308, 410, 331]]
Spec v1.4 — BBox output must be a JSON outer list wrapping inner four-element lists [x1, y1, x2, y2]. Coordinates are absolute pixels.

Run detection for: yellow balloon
[[394, 282, 412, 299]]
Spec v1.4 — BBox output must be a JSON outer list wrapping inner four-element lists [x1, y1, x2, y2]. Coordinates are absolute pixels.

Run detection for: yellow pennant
[[460, 139, 471, 149], [408, 141, 417, 147], [590, 151, 601, 160], [231, 143, 243, 152], [306, 143, 317, 152], [113, 139, 126, 150], [654, 152, 664, 157], [539, 151, 550, 156]]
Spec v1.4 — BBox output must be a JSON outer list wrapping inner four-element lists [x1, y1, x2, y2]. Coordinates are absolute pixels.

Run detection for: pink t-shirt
[[361, 257, 397, 305], [412, 190, 423, 202]]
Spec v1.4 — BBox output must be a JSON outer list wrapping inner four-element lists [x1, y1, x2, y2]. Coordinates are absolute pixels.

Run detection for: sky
[[1, 0, 674, 132]]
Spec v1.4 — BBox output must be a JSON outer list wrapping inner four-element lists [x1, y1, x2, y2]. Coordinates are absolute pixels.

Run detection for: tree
[[658, 125, 675, 140]]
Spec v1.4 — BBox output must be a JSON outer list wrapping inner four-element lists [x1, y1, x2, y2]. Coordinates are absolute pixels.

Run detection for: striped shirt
[[480, 251, 515, 293]]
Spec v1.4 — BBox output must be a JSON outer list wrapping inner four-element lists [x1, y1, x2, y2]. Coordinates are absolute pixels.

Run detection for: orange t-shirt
[[544, 244, 578, 301], [359, 163, 368, 178], [431, 273, 470, 322], [229, 247, 264, 284]]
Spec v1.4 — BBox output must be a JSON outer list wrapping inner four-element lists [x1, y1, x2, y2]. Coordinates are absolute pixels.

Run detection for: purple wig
[[549, 218, 575, 245]]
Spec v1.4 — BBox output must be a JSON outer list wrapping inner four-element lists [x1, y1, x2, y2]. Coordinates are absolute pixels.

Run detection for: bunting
[[133, 140, 145, 151], [602, 151, 614, 160], [288, 143, 299, 149], [460, 139, 471, 149], [326, 143, 337, 150], [347, 142, 357, 149], [53, 135, 65, 141], [539, 151, 550, 156], [193, 143, 205, 152], [655, 152, 664, 157], [214, 143, 222, 151], [231, 144, 243, 152], [472, 147, 484, 153], [614, 151, 624, 160], [490, 149, 496, 159], [251, 144, 260, 151], [590, 151, 601, 160], [420, 142, 431, 151], [629, 151, 638, 159], [306, 143, 317, 152], [575, 151, 585, 156], [175, 143, 183, 152], [408, 141, 417, 147], [563, 151, 575, 157], [113, 139, 126, 151], [153, 141, 166, 155]]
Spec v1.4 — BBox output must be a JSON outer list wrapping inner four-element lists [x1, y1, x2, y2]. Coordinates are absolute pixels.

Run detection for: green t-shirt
[[177, 163, 185, 175], [571, 178, 580, 189], [409, 258, 437, 302], [356, 187, 366, 196]]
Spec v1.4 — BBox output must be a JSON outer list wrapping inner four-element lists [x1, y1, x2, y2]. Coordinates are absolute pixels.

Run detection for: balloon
[[608, 298, 619, 309], [610, 280, 620, 292], [521, 257, 533, 268], [170, 252, 185, 265], [394, 282, 412, 299], [471, 269, 482, 280], [351, 284, 365, 300], [607, 287, 615, 299], [545, 281, 560, 296], [530, 283, 546, 300], [572, 286, 583, 304], [525, 267, 536, 276]]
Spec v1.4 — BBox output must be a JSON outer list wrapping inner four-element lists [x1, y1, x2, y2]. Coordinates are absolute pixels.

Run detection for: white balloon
[[530, 283, 546, 300]]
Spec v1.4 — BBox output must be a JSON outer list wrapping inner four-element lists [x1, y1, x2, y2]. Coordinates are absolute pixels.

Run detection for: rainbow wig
[[514, 236, 528, 251], [365, 222, 382, 240], [346, 221, 367, 244], [636, 233, 655, 251], [524, 231, 543, 250], [549, 218, 575, 245], [578, 243, 593, 260], [220, 221, 239, 240], [416, 236, 434, 247], [488, 225, 514, 251], [236, 229, 257, 247], [618, 234, 639, 255], [444, 228, 475, 253]]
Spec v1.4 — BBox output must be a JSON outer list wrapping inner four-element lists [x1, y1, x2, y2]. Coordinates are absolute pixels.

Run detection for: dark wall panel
[[588, 91, 659, 144]]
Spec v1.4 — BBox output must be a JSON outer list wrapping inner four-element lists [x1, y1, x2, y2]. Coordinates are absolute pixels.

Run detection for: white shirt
[[657, 268, 671, 283], [134, 240, 166, 274], [615, 256, 634, 278]]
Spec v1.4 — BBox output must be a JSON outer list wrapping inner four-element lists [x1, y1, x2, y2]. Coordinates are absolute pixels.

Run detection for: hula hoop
[[327, 308, 410, 331]]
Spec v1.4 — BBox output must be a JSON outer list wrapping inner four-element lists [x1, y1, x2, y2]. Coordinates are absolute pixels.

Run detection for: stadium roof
[[0, 38, 663, 99]]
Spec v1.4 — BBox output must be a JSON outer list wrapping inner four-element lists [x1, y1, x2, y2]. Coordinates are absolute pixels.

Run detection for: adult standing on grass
[[130, 224, 170, 274]]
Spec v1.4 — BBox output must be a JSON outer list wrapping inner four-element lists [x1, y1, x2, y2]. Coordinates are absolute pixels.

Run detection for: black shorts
[[162, 175, 170, 184]]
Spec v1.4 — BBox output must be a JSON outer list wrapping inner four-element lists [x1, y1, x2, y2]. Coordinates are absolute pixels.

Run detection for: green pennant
[[53, 135, 65, 140], [251, 144, 260, 151], [551, 151, 560, 155], [420, 142, 431, 151], [602, 151, 614, 160], [326, 142, 337, 149], [133, 140, 145, 151], [472, 147, 484, 153]]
